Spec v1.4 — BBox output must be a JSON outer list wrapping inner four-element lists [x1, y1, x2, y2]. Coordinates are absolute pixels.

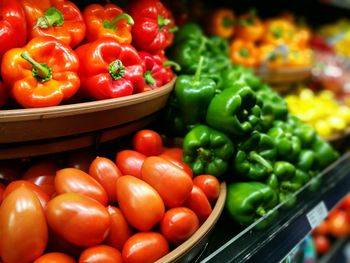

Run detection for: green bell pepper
[[206, 86, 262, 137], [173, 23, 204, 45], [296, 149, 315, 172], [174, 56, 217, 129], [311, 135, 339, 170], [226, 182, 278, 226], [287, 115, 316, 148], [183, 125, 234, 177], [233, 131, 276, 181]]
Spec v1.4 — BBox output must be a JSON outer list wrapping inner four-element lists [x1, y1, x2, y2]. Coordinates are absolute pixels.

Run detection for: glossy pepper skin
[[173, 23, 203, 46], [226, 182, 278, 226], [287, 115, 316, 148], [296, 150, 315, 172], [311, 135, 339, 170], [234, 131, 276, 181], [76, 38, 144, 100], [208, 8, 235, 39], [174, 56, 217, 130], [206, 86, 262, 137], [128, 0, 176, 54], [229, 39, 259, 68], [21, 0, 86, 48], [182, 125, 234, 177], [83, 3, 134, 44], [1, 36, 80, 108], [0, 0, 27, 62]]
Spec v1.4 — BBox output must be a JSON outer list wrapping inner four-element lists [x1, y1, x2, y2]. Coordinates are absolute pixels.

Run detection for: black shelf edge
[[198, 152, 350, 263], [319, 237, 350, 263]]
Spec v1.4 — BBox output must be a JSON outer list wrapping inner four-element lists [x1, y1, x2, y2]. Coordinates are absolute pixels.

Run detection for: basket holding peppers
[[164, 23, 339, 227], [0, 0, 178, 109]]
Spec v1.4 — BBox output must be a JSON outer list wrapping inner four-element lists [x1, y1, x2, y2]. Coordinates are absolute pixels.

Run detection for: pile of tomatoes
[[0, 130, 220, 263]]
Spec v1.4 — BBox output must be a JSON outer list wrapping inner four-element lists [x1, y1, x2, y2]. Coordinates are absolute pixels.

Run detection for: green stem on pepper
[[21, 51, 52, 82]]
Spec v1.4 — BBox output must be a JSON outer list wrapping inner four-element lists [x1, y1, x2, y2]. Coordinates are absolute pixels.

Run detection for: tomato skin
[[122, 232, 169, 263], [327, 210, 350, 237], [132, 130, 163, 156], [46, 193, 111, 247], [66, 149, 96, 173], [115, 150, 146, 179], [184, 185, 212, 223], [339, 194, 350, 212], [3, 180, 50, 208], [313, 221, 329, 236], [105, 206, 133, 251], [89, 157, 123, 203], [158, 154, 193, 178], [116, 176, 165, 231], [193, 175, 220, 204], [161, 147, 183, 161], [0, 186, 48, 263], [313, 234, 331, 254], [141, 156, 193, 208], [34, 252, 77, 263], [55, 168, 108, 206], [79, 245, 122, 263], [160, 207, 200, 246]]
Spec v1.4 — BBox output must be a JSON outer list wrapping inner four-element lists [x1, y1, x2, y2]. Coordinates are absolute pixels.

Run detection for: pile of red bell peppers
[[0, 0, 178, 108]]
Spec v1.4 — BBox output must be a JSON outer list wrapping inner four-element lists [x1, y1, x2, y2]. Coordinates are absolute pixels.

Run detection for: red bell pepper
[[139, 52, 178, 92], [76, 38, 144, 100], [83, 3, 134, 44], [21, 0, 86, 48], [0, 0, 27, 62], [127, 0, 176, 54], [1, 36, 80, 108]]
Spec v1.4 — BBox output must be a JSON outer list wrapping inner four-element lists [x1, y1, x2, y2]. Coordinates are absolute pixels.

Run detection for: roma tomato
[[141, 156, 193, 208], [89, 157, 123, 203], [79, 245, 122, 263], [66, 149, 96, 173], [105, 206, 133, 251], [116, 176, 164, 231], [115, 150, 146, 179], [193, 175, 220, 204], [22, 160, 59, 197], [161, 147, 183, 161], [158, 154, 193, 178], [160, 207, 199, 246], [313, 221, 329, 236], [3, 180, 50, 208], [46, 193, 111, 247], [184, 185, 212, 223], [327, 210, 350, 237], [34, 252, 76, 263], [0, 186, 48, 263], [132, 130, 163, 156], [122, 232, 169, 263], [339, 194, 350, 212], [314, 235, 330, 254], [55, 168, 108, 205]]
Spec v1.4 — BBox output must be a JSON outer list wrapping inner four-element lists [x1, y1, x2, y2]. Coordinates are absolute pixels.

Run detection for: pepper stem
[[157, 15, 171, 30], [163, 60, 181, 71], [197, 147, 212, 162], [34, 7, 64, 29], [103, 13, 134, 30], [144, 71, 156, 86], [194, 56, 204, 82], [249, 151, 273, 173], [239, 48, 250, 58], [256, 206, 266, 216], [21, 51, 52, 82], [281, 182, 300, 192], [109, 60, 125, 80]]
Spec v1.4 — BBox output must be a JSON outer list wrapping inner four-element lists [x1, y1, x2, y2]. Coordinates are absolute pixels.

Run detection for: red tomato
[[0, 186, 48, 263], [79, 245, 122, 263], [55, 168, 108, 206], [160, 207, 199, 246], [161, 147, 183, 161], [115, 150, 146, 179], [105, 206, 133, 251], [122, 232, 169, 263], [132, 130, 163, 156], [193, 175, 220, 204], [313, 235, 331, 254], [67, 149, 96, 173], [34, 252, 77, 263], [339, 194, 350, 212], [46, 193, 111, 247], [158, 154, 193, 178], [313, 221, 329, 236], [141, 156, 193, 208], [89, 157, 123, 203], [3, 180, 50, 208], [184, 185, 212, 223], [327, 210, 350, 237], [22, 160, 59, 197], [116, 175, 164, 231]]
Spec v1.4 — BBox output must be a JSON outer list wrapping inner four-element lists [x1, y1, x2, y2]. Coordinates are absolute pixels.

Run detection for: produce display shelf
[[319, 237, 350, 263], [197, 151, 350, 263]]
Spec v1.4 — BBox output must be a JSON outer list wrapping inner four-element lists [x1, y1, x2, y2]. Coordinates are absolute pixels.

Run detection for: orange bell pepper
[[259, 44, 286, 69], [1, 36, 80, 108], [262, 18, 296, 45], [235, 10, 264, 42], [292, 27, 311, 48], [83, 3, 134, 44], [21, 0, 86, 48], [229, 39, 259, 67], [208, 8, 235, 39]]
